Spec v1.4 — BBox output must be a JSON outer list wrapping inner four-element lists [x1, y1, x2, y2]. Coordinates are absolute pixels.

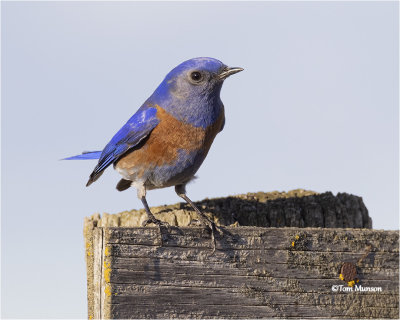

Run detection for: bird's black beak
[[218, 66, 244, 80]]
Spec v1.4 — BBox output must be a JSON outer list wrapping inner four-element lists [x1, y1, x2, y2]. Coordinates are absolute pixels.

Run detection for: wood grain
[[85, 226, 398, 319]]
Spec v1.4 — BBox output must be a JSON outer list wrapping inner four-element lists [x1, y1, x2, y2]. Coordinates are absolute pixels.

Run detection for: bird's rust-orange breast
[[116, 105, 224, 172]]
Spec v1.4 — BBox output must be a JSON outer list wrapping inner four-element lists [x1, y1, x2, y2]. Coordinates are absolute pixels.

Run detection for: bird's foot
[[188, 218, 222, 252], [199, 218, 223, 253], [208, 221, 220, 254], [142, 215, 170, 246], [142, 215, 169, 228]]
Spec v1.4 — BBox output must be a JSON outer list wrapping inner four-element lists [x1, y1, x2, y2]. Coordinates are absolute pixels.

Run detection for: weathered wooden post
[[84, 190, 399, 319]]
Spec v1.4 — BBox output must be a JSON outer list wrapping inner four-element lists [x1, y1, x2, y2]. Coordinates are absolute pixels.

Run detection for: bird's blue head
[[162, 57, 243, 99], [148, 57, 243, 127]]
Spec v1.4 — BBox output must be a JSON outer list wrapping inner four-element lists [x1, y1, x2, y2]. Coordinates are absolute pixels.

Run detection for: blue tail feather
[[63, 151, 102, 160]]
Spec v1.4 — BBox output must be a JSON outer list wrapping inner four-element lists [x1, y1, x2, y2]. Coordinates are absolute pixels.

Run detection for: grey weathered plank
[[85, 226, 399, 319], [110, 256, 398, 280], [105, 227, 397, 252]]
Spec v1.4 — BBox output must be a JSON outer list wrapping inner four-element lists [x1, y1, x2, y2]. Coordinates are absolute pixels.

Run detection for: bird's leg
[[138, 188, 169, 246], [175, 184, 221, 252], [140, 196, 164, 226]]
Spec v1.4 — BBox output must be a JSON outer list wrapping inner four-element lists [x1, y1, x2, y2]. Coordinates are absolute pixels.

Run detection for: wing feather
[[86, 106, 159, 186]]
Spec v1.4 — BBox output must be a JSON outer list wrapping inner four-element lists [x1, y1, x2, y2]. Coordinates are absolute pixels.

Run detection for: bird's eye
[[190, 71, 203, 82]]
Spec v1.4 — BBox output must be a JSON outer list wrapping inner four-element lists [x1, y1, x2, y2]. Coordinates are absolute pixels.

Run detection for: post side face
[[88, 227, 399, 319], [83, 217, 97, 320], [92, 228, 104, 319]]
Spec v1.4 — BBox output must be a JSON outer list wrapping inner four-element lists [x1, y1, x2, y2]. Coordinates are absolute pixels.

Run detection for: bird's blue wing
[[63, 151, 102, 160], [86, 106, 159, 186]]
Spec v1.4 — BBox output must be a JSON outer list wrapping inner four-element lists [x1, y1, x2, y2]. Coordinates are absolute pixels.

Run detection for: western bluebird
[[65, 57, 243, 249]]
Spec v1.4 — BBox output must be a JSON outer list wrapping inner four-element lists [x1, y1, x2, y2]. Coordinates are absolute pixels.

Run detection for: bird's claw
[[142, 216, 170, 228], [204, 221, 223, 253], [142, 215, 171, 247]]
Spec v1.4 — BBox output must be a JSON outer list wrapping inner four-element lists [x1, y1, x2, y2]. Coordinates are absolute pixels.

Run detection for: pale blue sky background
[[2, 1, 398, 318]]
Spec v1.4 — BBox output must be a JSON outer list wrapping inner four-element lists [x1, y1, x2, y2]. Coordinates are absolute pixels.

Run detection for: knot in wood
[[340, 262, 357, 282]]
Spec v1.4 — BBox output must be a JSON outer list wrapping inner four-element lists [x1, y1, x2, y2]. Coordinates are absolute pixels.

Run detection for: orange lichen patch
[[104, 246, 110, 257], [104, 284, 112, 297], [116, 105, 224, 176], [339, 268, 359, 287], [291, 235, 301, 247], [348, 280, 356, 287], [86, 241, 92, 257], [104, 260, 111, 283]]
